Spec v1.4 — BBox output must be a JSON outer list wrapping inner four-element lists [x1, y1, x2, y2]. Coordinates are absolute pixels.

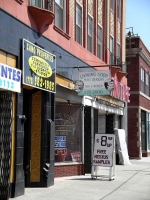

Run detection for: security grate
[[0, 92, 12, 200]]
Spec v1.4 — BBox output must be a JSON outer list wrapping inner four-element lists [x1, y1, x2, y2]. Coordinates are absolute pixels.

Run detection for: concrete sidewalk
[[10, 158, 150, 200]]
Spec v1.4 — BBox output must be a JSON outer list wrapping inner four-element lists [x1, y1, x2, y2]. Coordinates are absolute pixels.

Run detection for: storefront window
[[141, 111, 146, 151], [146, 112, 150, 150], [55, 103, 82, 162]]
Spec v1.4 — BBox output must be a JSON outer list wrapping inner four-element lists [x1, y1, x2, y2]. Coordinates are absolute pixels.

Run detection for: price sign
[[93, 134, 114, 167]]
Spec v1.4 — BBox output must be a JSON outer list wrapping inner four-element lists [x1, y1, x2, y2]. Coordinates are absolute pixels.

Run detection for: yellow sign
[[28, 56, 52, 78]]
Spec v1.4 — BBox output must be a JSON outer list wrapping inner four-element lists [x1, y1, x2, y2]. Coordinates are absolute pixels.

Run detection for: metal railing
[[30, 0, 53, 11]]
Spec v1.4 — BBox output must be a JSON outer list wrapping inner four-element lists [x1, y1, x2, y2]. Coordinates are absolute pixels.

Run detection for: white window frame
[[141, 68, 145, 82], [88, 15, 93, 53], [30, 0, 45, 8], [97, 25, 103, 59], [55, 0, 66, 32], [76, 2, 83, 45]]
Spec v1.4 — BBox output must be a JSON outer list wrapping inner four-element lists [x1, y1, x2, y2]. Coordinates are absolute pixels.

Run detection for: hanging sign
[[0, 63, 21, 93], [22, 39, 56, 93], [93, 134, 114, 167], [78, 70, 113, 96]]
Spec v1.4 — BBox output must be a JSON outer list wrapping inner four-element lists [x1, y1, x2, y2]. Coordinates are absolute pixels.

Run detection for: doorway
[[23, 89, 42, 187]]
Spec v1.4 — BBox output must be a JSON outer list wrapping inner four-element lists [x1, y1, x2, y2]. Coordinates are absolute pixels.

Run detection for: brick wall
[[128, 108, 140, 158], [127, 55, 140, 92], [140, 95, 150, 110], [54, 164, 84, 177]]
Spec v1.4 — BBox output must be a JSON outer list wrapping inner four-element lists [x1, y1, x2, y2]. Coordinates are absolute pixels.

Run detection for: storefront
[[0, 51, 21, 199], [22, 39, 56, 189], [54, 82, 84, 177], [54, 68, 130, 176]]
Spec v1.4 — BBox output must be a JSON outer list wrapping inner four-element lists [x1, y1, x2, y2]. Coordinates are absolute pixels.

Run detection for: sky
[[126, 0, 150, 51]]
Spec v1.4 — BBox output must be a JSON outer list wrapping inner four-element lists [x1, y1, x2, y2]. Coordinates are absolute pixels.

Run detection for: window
[[110, 36, 114, 65], [55, 0, 66, 31], [146, 113, 150, 150], [88, 15, 93, 53], [141, 111, 146, 151], [146, 72, 149, 96], [55, 103, 82, 163], [141, 68, 145, 93], [117, 43, 121, 64], [76, 4, 82, 45], [97, 26, 103, 59], [30, 0, 44, 8], [110, 0, 114, 12], [117, 0, 121, 20]]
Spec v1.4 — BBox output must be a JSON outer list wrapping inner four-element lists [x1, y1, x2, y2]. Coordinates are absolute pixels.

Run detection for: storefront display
[[55, 103, 82, 163]]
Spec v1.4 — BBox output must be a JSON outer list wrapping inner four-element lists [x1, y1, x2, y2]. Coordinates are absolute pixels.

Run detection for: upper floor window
[[76, 3, 82, 45], [88, 15, 93, 53], [55, 0, 66, 32], [117, 43, 121, 64], [30, 0, 44, 8], [141, 68, 145, 93], [117, 0, 121, 20], [110, 0, 114, 12], [146, 73, 149, 85], [110, 36, 114, 65], [146, 72, 149, 96], [141, 68, 145, 82], [97, 25, 102, 59]]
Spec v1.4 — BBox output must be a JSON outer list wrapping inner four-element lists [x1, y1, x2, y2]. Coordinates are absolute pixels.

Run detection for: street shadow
[[68, 176, 113, 182]]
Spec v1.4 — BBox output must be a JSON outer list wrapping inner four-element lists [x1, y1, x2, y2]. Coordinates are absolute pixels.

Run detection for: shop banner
[[93, 134, 114, 167], [77, 70, 113, 96], [22, 39, 56, 93], [0, 63, 21, 93]]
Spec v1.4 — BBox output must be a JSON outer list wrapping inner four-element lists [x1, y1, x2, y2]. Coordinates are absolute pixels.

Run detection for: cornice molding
[[126, 48, 150, 66]]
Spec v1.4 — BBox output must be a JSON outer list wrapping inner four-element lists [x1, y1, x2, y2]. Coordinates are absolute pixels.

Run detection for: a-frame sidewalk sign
[[91, 133, 115, 181]]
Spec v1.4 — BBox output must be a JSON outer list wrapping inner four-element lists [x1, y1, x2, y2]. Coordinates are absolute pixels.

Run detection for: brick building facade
[[0, 0, 128, 198], [126, 36, 150, 158]]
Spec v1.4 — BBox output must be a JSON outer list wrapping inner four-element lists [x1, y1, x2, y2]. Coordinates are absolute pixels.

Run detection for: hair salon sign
[[77, 70, 114, 96]]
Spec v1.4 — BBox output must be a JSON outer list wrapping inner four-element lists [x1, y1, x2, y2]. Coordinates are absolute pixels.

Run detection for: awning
[[82, 96, 123, 115]]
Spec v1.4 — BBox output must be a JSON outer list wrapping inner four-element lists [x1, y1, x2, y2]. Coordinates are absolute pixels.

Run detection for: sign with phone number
[[22, 39, 56, 93]]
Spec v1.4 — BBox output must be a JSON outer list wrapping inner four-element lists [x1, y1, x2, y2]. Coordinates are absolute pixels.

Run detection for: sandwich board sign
[[91, 134, 115, 180]]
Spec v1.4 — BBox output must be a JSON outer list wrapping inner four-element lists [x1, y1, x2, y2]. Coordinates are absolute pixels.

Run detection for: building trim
[[126, 47, 150, 66], [130, 91, 150, 101]]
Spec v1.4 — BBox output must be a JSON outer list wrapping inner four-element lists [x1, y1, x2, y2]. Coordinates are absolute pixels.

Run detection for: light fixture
[[67, 100, 71, 105]]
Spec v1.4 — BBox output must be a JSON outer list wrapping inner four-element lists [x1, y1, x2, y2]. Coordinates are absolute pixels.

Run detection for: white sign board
[[93, 134, 114, 167], [114, 129, 131, 165], [0, 63, 21, 93], [78, 70, 112, 96]]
